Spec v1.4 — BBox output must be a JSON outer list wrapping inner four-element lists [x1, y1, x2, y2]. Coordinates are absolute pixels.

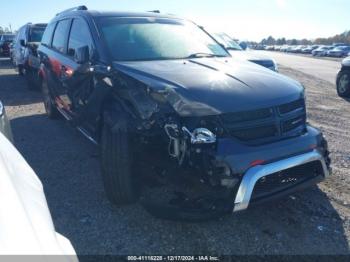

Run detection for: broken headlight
[[182, 127, 216, 144]]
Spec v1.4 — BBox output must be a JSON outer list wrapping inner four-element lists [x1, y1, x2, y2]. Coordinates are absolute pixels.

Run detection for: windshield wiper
[[185, 53, 226, 59]]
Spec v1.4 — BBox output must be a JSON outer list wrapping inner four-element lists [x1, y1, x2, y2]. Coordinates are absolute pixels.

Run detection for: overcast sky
[[0, 0, 348, 41]]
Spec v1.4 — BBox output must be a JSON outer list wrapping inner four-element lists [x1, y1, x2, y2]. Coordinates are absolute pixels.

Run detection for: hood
[[112, 58, 303, 116]]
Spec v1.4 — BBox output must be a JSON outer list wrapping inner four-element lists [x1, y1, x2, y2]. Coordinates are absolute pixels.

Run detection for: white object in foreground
[[0, 132, 77, 260]]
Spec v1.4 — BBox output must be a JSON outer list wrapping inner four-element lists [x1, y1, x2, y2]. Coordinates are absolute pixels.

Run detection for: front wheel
[[337, 71, 350, 97], [100, 119, 138, 205]]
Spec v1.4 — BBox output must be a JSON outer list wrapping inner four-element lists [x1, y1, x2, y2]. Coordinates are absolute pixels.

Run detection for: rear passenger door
[[63, 17, 96, 119], [47, 19, 72, 114]]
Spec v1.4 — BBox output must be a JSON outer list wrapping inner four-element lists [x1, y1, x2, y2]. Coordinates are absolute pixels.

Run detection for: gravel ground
[[0, 57, 349, 255]]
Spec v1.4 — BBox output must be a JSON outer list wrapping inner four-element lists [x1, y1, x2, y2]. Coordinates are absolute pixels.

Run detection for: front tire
[[100, 119, 137, 205], [337, 70, 350, 97]]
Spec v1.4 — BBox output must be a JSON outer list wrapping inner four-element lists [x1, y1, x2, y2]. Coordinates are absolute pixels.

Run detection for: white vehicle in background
[[212, 32, 278, 72], [0, 100, 13, 142], [0, 100, 77, 258]]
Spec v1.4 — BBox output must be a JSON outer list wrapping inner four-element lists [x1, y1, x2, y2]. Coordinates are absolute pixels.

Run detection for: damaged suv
[[38, 6, 331, 220]]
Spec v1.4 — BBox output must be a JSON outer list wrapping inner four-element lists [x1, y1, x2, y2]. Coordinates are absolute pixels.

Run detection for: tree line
[[0, 26, 13, 34], [259, 31, 350, 46]]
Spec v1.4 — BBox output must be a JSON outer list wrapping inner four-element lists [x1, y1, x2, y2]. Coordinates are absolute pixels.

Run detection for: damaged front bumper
[[233, 149, 330, 212], [216, 125, 331, 212], [142, 125, 330, 220]]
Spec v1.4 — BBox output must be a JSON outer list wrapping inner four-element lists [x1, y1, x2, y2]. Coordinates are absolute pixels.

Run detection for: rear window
[[52, 19, 71, 53], [29, 26, 46, 42], [41, 22, 56, 46]]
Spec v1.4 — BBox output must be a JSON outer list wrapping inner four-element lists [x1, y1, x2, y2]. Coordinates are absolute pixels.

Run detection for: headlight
[[0, 101, 4, 117]]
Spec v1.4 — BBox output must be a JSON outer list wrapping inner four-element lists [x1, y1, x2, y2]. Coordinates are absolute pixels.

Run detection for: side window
[[41, 22, 56, 46], [68, 18, 94, 57], [52, 19, 71, 53]]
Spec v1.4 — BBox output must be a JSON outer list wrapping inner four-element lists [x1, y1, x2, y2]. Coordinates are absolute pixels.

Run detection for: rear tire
[[42, 79, 59, 119], [100, 119, 137, 205], [18, 65, 24, 76], [25, 68, 36, 90], [337, 70, 350, 97]]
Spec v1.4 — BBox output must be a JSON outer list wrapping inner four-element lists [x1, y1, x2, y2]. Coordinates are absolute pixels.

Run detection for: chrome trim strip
[[77, 127, 98, 145], [233, 150, 329, 212], [56, 107, 71, 121]]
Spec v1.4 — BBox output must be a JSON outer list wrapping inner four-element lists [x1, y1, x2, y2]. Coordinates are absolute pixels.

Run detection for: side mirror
[[20, 39, 26, 47], [74, 45, 90, 64]]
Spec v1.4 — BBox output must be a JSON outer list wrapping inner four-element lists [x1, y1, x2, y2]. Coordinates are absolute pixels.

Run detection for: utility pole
[[9, 23, 12, 33]]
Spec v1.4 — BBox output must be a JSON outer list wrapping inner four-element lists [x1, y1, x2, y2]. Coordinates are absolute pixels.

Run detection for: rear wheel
[[100, 118, 137, 205], [337, 71, 350, 97], [25, 68, 36, 90], [42, 79, 59, 119], [18, 65, 24, 76]]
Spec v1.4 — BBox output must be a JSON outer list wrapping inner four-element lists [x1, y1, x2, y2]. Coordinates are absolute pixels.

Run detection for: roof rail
[[56, 5, 88, 16], [148, 10, 160, 13]]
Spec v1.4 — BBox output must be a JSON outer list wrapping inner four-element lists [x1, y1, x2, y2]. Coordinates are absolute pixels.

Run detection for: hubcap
[[338, 74, 350, 94]]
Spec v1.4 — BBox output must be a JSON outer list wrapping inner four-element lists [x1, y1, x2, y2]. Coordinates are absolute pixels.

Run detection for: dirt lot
[[0, 57, 349, 255]]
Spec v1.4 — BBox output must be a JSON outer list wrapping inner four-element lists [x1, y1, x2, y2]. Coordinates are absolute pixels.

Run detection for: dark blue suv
[[38, 6, 330, 220]]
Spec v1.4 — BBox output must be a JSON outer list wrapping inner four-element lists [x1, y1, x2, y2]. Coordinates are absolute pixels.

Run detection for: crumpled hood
[[112, 58, 303, 116]]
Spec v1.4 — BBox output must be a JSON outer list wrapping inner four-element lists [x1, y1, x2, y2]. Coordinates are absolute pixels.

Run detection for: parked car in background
[[327, 46, 350, 57], [0, 100, 13, 143], [213, 33, 278, 71], [280, 45, 289, 52], [312, 46, 333, 56], [9, 42, 15, 64], [12, 23, 47, 87], [274, 45, 282, 51], [333, 43, 347, 47], [37, 6, 330, 220], [285, 46, 294, 52], [301, 45, 319, 54], [336, 57, 350, 97], [290, 45, 307, 53], [0, 34, 15, 56]]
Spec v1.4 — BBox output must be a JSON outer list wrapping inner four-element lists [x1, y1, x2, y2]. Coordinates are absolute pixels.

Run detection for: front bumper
[[233, 149, 329, 212], [142, 125, 330, 221], [214, 125, 330, 212]]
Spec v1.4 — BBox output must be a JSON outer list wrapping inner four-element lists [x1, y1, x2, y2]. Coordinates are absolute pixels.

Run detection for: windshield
[[212, 33, 242, 51], [29, 27, 46, 42], [98, 17, 229, 61]]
